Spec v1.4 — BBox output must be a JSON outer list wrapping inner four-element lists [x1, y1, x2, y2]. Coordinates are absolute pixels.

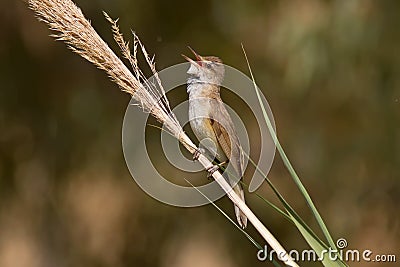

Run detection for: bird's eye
[[205, 62, 212, 69]]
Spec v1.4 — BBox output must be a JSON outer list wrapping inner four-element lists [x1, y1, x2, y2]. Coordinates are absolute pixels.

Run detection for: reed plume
[[28, 0, 193, 151]]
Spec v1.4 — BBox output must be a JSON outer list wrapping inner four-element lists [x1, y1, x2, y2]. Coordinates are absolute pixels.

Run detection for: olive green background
[[1, 0, 399, 266]]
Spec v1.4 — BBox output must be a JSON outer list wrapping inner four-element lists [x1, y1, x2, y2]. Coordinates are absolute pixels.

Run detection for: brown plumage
[[184, 48, 247, 228]]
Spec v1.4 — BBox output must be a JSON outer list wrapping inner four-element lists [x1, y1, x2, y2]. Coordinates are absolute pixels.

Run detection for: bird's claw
[[193, 148, 205, 161], [206, 165, 220, 179], [206, 160, 229, 180]]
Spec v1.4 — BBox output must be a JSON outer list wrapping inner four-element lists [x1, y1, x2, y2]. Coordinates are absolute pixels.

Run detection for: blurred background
[[1, 0, 399, 266]]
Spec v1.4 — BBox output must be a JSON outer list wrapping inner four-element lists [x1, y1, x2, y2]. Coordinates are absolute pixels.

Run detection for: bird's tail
[[233, 182, 247, 228]]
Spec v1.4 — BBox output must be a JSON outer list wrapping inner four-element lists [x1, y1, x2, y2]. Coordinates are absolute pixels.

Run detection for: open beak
[[182, 46, 204, 66], [181, 54, 196, 64], [188, 46, 203, 61]]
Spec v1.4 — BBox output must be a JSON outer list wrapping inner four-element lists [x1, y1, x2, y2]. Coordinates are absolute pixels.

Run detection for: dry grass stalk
[[28, 0, 298, 265], [28, 0, 190, 149]]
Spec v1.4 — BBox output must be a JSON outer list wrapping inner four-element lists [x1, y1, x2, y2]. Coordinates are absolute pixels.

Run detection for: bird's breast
[[188, 97, 219, 150]]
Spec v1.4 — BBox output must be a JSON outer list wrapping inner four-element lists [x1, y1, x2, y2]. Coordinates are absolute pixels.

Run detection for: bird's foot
[[206, 165, 220, 179], [206, 161, 228, 179], [193, 148, 206, 161]]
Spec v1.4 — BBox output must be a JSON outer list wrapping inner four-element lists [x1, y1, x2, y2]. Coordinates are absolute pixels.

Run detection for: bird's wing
[[210, 101, 243, 176], [210, 118, 232, 160]]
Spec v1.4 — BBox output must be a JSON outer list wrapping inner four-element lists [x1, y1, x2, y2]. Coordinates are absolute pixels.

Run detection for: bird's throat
[[187, 79, 221, 99]]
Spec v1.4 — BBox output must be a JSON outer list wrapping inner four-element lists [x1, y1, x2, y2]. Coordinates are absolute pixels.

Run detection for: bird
[[182, 47, 247, 228]]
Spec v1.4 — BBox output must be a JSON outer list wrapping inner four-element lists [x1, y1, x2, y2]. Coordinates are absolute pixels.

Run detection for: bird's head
[[182, 47, 225, 85]]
